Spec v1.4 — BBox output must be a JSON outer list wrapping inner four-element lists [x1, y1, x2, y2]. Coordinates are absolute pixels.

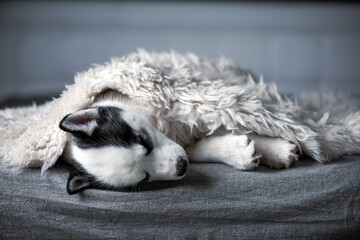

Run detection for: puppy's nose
[[176, 156, 188, 177]]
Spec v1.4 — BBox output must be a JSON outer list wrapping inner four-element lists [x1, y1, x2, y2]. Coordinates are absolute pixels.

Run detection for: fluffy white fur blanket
[[1, 49, 359, 172]]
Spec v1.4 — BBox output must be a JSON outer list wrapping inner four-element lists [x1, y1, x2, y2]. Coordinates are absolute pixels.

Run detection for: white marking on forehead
[[120, 111, 146, 131]]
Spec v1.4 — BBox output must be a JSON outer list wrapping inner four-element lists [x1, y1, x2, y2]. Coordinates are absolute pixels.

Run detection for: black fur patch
[[70, 106, 153, 154]]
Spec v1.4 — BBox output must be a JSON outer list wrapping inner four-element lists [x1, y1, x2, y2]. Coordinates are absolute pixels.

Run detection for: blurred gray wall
[[1, 1, 360, 101]]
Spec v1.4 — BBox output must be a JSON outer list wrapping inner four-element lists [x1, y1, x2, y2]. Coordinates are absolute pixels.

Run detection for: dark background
[[1, 1, 360, 106]]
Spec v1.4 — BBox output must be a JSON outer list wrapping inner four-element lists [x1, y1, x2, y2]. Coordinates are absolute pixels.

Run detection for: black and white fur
[[60, 91, 298, 194], [60, 92, 189, 194]]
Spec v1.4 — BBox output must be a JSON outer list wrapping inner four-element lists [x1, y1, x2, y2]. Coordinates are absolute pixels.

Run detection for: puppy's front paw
[[260, 140, 299, 169], [221, 135, 261, 170]]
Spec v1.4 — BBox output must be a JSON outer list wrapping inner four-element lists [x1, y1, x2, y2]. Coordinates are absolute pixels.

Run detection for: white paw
[[258, 139, 299, 169], [219, 135, 261, 170]]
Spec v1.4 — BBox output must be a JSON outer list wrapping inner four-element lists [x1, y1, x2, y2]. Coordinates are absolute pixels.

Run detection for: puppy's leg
[[249, 134, 299, 169], [186, 135, 261, 170]]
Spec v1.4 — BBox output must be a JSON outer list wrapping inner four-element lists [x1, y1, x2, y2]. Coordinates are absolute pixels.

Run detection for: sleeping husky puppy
[[60, 91, 189, 194], [60, 90, 298, 194]]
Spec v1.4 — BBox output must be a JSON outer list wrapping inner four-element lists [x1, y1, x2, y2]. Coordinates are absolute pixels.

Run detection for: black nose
[[176, 156, 188, 177]]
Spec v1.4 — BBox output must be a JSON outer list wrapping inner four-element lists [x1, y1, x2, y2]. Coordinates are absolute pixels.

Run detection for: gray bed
[[1, 156, 359, 239]]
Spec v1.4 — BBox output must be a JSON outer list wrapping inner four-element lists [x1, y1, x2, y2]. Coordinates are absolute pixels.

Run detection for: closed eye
[[138, 129, 154, 155]]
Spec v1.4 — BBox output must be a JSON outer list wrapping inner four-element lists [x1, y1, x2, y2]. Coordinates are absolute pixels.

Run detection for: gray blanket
[[1, 157, 359, 239]]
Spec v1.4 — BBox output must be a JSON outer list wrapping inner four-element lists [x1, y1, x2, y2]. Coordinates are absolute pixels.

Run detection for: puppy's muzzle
[[176, 156, 189, 177]]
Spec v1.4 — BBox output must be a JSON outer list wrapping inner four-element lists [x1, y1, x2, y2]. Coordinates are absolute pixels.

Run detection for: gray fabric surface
[[1, 157, 359, 239]]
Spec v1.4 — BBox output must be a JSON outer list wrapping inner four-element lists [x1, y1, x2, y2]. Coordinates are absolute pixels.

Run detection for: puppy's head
[[59, 106, 188, 194]]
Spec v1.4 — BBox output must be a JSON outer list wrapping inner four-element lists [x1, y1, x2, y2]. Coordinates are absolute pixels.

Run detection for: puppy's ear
[[59, 108, 98, 136], [66, 169, 92, 195]]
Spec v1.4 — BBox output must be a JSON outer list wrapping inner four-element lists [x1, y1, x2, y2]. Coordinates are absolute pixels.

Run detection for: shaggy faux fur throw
[[1, 49, 359, 172]]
